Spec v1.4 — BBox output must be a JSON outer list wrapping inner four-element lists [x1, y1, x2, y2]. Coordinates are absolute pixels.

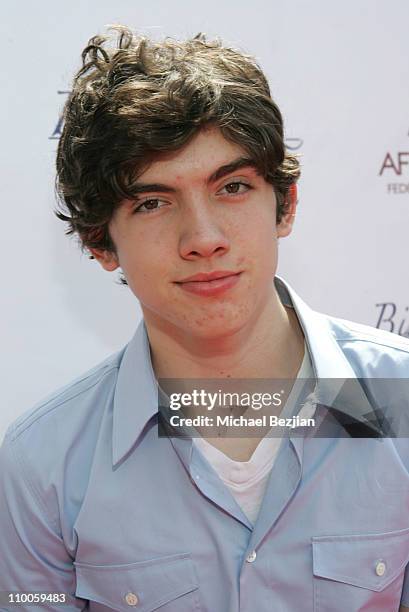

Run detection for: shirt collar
[[112, 320, 159, 466], [112, 276, 383, 465], [274, 276, 384, 438]]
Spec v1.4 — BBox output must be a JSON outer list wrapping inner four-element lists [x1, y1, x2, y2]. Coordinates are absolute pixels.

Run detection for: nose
[[178, 200, 230, 261]]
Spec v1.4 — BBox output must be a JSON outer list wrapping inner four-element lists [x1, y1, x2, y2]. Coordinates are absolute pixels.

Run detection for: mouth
[[175, 271, 242, 297]]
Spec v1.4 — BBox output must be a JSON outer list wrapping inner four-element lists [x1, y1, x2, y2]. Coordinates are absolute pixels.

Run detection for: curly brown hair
[[55, 25, 300, 257]]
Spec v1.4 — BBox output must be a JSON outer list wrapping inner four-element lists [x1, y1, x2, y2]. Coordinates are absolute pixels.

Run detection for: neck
[[143, 287, 305, 381]]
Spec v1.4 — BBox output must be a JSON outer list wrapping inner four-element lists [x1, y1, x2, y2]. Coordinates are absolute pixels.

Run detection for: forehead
[[138, 127, 249, 183]]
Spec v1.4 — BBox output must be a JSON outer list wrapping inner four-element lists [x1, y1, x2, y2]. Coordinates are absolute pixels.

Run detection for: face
[[91, 127, 296, 341]]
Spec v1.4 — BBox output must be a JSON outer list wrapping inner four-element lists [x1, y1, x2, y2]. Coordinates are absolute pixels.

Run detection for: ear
[[277, 184, 298, 238], [88, 248, 120, 272]]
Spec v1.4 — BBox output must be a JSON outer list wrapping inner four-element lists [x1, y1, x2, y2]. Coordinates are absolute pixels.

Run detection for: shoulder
[[318, 313, 409, 470], [6, 346, 125, 444], [327, 313, 409, 352], [0, 346, 126, 531], [320, 312, 409, 377]]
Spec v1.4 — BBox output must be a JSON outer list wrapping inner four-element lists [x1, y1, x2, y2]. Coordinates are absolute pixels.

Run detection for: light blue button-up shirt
[[1, 277, 409, 611]]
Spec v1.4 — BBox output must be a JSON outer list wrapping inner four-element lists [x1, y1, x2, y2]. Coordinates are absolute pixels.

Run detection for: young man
[[1, 26, 409, 612]]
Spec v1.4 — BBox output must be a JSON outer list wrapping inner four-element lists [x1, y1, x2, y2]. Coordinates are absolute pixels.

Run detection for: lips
[[177, 270, 239, 283], [175, 270, 242, 297]]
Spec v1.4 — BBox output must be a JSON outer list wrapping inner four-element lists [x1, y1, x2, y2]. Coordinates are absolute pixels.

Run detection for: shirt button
[[375, 561, 386, 577], [246, 550, 257, 563], [125, 592, 139, 606]]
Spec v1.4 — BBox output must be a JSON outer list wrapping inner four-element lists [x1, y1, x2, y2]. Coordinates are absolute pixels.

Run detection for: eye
[[220, 181, 251, 195], [132, 198, 166, 214]]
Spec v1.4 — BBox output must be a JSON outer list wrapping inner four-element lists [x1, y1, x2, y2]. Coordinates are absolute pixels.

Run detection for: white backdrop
[[1, 0, 408, 439]]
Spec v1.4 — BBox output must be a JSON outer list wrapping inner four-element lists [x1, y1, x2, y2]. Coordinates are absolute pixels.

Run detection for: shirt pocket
[[74, 553, 201, 612], [312, 527, 409, 612]]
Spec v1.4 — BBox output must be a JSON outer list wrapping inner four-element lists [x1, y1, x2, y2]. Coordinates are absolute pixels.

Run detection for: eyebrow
[[130, 156, 258, 195], [207, 156, 258, 184]]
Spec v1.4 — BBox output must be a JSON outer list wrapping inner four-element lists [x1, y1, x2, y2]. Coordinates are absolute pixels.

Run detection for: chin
[[186, 312, 250, 341]]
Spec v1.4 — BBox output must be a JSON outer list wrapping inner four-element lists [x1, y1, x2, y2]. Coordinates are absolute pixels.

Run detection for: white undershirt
[[194, 344, 314, 525]]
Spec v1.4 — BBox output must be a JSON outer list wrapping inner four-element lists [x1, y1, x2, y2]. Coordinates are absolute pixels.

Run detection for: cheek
[[235, 213, 277, 256], [237, 196, 277, 232], [115, 225, 170, 267], [114, 234, 170, 295], [124, 252, 165, 292], [245, 230, 278, 284]]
